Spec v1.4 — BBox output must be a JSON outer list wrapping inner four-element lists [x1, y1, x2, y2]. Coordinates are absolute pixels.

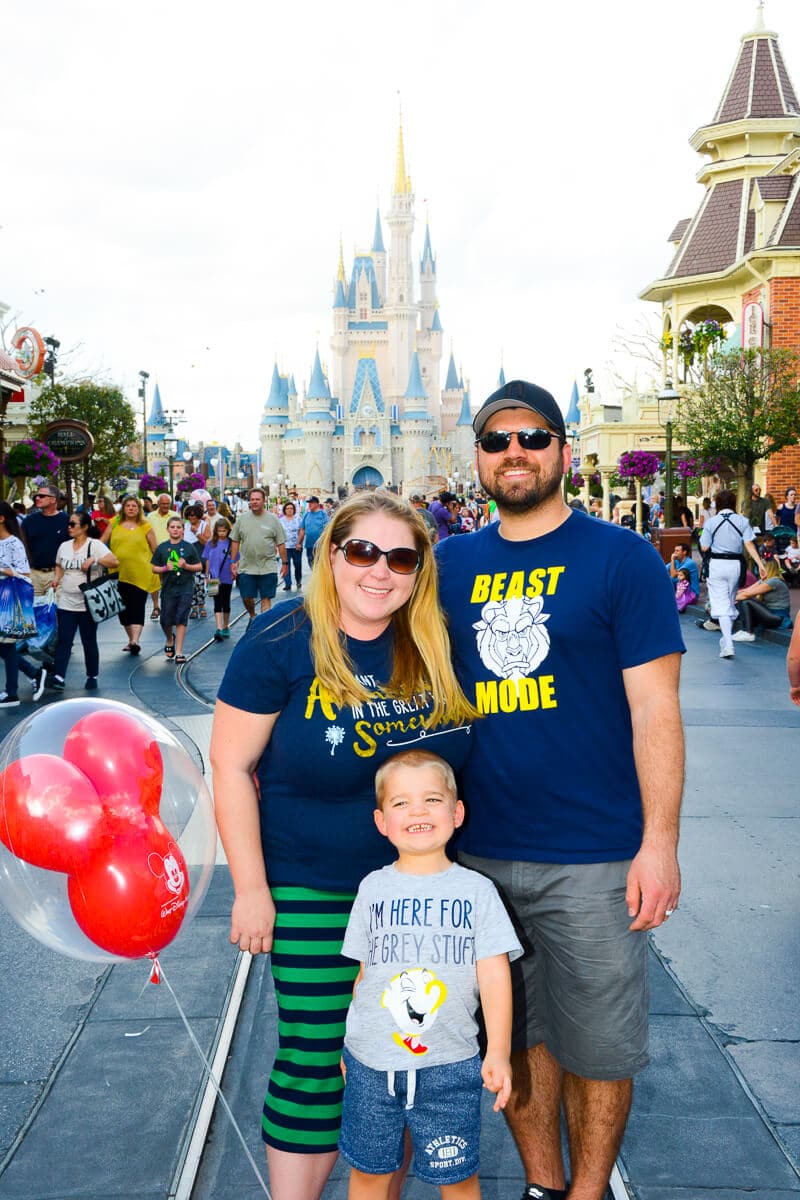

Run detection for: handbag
[[0, 576, 37, 641], [79, 547, 125, 624]]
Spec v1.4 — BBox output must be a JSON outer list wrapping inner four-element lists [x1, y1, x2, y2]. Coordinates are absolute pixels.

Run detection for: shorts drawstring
[[385, 1068, 417, 1109]]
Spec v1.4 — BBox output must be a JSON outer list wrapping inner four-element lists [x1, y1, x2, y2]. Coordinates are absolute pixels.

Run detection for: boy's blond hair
[[374, 749, 457, 810]]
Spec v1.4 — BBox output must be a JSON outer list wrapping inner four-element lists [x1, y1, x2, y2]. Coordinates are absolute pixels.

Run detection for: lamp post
[[138, 371, 150, 476], [165, 435, 178, 497], [43, 336, 60, 387], [658, 382, 680, 528]]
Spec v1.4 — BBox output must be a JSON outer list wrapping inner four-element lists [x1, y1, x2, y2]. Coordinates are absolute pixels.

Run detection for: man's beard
[[479, 455, 564, 514]]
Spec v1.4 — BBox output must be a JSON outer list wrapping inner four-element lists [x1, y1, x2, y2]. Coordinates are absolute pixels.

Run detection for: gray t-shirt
[[342, 862, 522, 1071], [230, 509, 285, 575]]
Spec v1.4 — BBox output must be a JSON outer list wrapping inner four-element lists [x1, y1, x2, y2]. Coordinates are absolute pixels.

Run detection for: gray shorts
[[459, 854, 649, 1081]]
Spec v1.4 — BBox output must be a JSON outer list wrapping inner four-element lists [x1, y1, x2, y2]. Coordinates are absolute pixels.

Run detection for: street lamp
[[164, 435, 179, 497], [138, 371, 150, 475], [658, 382, 680, 528], [43, 336, 60, 386]]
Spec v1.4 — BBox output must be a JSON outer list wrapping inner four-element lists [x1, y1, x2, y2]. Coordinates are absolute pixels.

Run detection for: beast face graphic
[[473, 596, 550, 680], [381, 967, 447, 1056]]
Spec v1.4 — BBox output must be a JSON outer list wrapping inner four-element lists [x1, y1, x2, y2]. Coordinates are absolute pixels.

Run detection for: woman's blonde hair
[[304, 491, 475, 726], [115, 495, 145, 525], [763, 557, 784, 580]]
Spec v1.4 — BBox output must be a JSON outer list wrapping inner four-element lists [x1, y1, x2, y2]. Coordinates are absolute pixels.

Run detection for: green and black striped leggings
[[262, 886, 358, 1153]]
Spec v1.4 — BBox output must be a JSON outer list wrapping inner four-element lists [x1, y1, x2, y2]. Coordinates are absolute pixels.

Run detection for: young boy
[[151, 516, 203, 662], [338, 749, 522, 1199]]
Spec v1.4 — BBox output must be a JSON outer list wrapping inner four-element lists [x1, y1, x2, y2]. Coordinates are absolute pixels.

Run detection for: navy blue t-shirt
[[216, 598, 473, 891], [436, 513, 685, 863]]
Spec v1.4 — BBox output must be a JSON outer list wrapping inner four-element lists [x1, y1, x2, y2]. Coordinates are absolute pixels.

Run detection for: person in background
[[749, 484, 769, 534], [100, 495, 159, 655], [146, 493, 176, 621], [409, 494, 438, 542], [699, 489, 765, 660], [732, 558, 792, 643], [777, 486, 798, 533], [151, 515, 203, 663], [675, 567, 698, 613], [0, 502, 47, 707], [278, 502, 303, 591], [230, 487, 288, 619], [296, 496, 329, 569], [90, 496, 116, 539], [203, 517, 235, 641], [667, 542, 700, 596], [429, 491, 457, 540], [21, 484, 69, 596], [782, 536, 800, 587], [762, 492, 779, 533], [52, 512, 119, 691], [183, 503, 211, 619]]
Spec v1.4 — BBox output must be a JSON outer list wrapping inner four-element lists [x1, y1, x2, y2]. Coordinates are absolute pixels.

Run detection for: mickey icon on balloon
[[0, 699, 215, 965]]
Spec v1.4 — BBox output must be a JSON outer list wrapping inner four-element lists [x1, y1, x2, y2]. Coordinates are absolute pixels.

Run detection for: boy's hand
[[481, 1052, 512, 1111]]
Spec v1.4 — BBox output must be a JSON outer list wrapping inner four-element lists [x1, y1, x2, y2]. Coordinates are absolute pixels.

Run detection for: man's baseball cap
[[473, 379, 566, 442]]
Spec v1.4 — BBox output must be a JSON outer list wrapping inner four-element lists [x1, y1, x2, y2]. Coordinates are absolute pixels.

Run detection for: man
[[229, 487, 287, 618], [22, 484, 69, 595], [147, 493, 176, 620], [296, 496, 328, 568], [436, 379, 685, 1200], [204, 497, 223, 532], [429, 490, 457, 540], [667, 541, 700, 595], [749, 483, 769, 534], [410, 494, 438, 542]]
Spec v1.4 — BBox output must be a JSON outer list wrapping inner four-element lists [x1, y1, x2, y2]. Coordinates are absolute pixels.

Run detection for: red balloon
[[67, 817, 190, 957], [63, 710, 164, 820], [0, 755, 109, 873]]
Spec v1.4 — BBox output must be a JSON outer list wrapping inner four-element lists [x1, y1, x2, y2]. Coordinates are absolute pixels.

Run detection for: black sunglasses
[[67, 520, 81, 527], [475, 428, 562, 453], [336, 539, 421, 575], [33, 492, 53, 500]]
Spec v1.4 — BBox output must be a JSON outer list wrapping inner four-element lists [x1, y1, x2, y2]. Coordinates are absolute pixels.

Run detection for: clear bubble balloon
[[0, 699, 216, 962]]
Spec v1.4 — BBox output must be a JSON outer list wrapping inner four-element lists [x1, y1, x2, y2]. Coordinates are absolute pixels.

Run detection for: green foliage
[[29, 380, 137, 489], [673, 350, 800, 481]]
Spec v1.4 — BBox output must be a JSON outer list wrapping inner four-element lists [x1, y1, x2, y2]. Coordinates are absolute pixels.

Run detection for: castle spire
[[372, 208, 386, 254], [337, 237, 346, 285], [394, 119, 411, 196]]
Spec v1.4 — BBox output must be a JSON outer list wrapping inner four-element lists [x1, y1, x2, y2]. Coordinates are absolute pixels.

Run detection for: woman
[[52, 512, 119, 689], [210, 493, 475, 1200], [0, 501, 46, 707], [777, 487, 798, 533], [763, 493, 779, 532], [733, 558, 792, 642], [278, 501, 303, 591], [202, 517, 234, 641], [90, 495, 115, 538], [183, 503, 211, 619], [101, 495, 158, 654], [699, 489, 766, 659]]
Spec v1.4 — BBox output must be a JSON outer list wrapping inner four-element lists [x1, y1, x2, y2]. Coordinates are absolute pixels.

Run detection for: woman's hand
[[81, 557, 94, 574], [230, 885, 276, 955], [1, 566, 13, 577]]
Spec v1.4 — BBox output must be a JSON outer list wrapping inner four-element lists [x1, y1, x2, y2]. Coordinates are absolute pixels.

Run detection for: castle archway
[[352, 465, 384, 489]]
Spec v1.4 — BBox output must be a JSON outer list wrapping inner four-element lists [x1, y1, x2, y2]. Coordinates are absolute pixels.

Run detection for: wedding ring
[[665, 909, 675, 917]]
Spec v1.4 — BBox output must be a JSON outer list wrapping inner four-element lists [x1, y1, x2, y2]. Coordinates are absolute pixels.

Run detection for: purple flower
[[617, 451, 662, 482]]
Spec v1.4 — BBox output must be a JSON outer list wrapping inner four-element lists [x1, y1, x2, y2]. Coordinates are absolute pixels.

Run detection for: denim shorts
[[459, 854, 649, 1080], [237, 572, 278, 600], [338, 1048, 481, 1185], [159, 589, 192, 630]]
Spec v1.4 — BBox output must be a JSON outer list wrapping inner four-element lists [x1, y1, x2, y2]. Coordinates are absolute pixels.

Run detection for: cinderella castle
[[258, 125, 477, 494]]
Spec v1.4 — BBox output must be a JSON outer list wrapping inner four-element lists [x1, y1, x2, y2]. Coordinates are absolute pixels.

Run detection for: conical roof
[[148, 382, 166, 425], [712, 15, 798, 124]]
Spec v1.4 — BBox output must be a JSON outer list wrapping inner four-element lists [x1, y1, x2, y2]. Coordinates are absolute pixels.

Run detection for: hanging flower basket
[[2, 439, 60, 479], [139, 472, 168, 495], [176, 471, 206, 495], [616, 450, 662, 486], [675, 456, 721, 482]]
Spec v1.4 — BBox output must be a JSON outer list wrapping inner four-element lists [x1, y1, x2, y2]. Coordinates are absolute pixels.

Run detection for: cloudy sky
[[3, 0, 799, 449]]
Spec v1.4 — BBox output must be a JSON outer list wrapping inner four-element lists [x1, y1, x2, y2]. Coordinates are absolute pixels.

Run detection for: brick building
[[641, 6, 800, 496]]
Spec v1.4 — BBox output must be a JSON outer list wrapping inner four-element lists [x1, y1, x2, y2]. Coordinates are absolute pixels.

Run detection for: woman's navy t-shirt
[[216, 598, 472, 892]]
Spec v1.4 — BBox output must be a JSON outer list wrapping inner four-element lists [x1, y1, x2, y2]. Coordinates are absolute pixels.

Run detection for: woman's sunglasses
[[336, 539, 421, 575], [475, 428, 561, 453]]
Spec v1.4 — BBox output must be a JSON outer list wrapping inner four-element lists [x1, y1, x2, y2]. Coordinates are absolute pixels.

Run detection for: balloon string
[[156, 959, 272, 1199]]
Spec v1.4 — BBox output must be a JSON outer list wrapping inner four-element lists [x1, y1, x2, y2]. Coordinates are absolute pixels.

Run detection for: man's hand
[[626, 841, 681, 931]]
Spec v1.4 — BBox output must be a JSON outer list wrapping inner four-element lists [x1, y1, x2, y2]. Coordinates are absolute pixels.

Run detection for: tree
[[673, 349, 800, 510], [29, 380, 137, 491]]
